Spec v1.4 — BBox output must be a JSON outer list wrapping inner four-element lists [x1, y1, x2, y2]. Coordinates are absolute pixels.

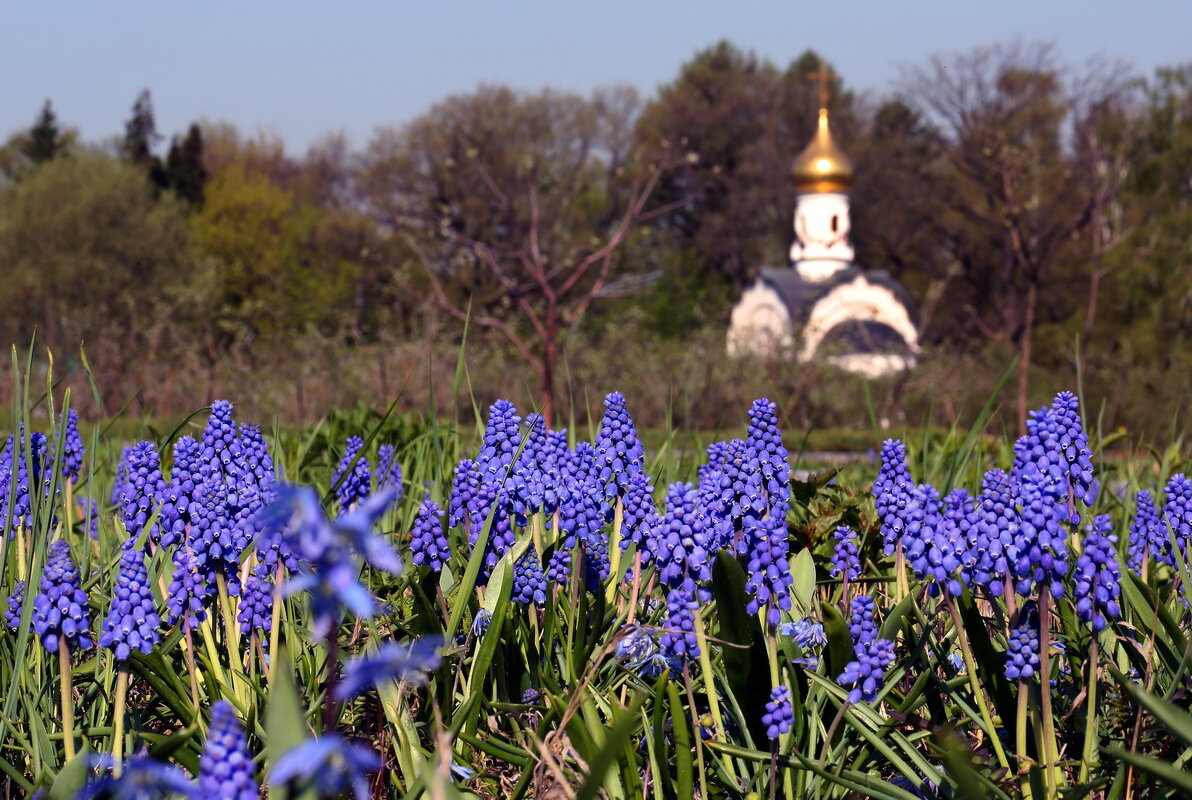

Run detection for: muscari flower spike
[[1162, 473, 1192, 566], [874, 439, 913, 555], [333, 436, 372, 513], [200, 400, 240, 484], [448, 459, 481, 530], [375, 444, 403, 502], [237, 562, 274, 638], [199, 700, 258, 800], [61, 408, 85, 484], [335, 637, 444, 701], [98, 540, 162, 661], [5, 581, 25, 630], [512, 545, 548, 606], [838, 637, 897, 704], [32, 539, 93, 654], [165, 546, 209, 631], [270, 735, 380, 800], [848, 595, 879, 647], [160, 436, 201, 548], [1050, 391, 1096, 510], [660, 580, 700, 660], [1011, 404, 1072, 599], [477, 400, 522, 485], [830, 525, 860, 581], [763, 685, 794, 739], [1004, 602, 1041, 681], [961, 469, 1016, 596], [1072, 514, 1122, 632], [648, 482, 714, 589], [1127, 489, 1163, 573], [235, 423, 275, 496], [120, 441, 168, 546], [745, 398, 790, 516], [410, 497, 451, 572], [594, 392, 645, 510]]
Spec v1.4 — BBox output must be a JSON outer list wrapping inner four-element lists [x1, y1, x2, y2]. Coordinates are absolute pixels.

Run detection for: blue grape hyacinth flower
[[333, 436, 372, 513], [838, 638, 896, 704], [79, 753, 196, 799], [165, 546, 209, 631], [5, 581, 25, 630], [33, 539, 93, 654], [119, 441, 168, 545], [660, 581, 700, 660], [61, 408, 85, 484], [270, 735, 380, 800], [199, 700, 257, 800], [1127, 489, 1162, 573], [409, 497, 450, 572], [1072, 514, 1122, 632], [98, 540, 162, 661], [1004, 602, 1041, 680], [594, 392, 645, 508], [335, 637, 444, 701], [830, 525, 861, 581], [762, 685, 794, 739]]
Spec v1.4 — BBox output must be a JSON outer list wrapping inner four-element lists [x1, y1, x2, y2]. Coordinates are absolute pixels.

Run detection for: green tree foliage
[[23, 100, 62, 164], [635, 43, 856, 288], [121, 88, 167, 188], [191, 162, 361, 347], [163, 123, 207, 207], [0, 151, 192, 393]]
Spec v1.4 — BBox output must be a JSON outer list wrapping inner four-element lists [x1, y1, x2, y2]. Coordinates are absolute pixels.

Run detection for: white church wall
[[726, 282, 795, 357], [798, 277, 920, 362], [789, 192, 854, 274]]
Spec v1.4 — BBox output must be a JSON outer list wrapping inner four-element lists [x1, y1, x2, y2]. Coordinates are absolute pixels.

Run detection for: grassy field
[[1, 351, 1190, 798]]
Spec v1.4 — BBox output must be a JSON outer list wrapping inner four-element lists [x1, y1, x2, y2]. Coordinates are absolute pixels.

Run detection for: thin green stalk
[[1039, 588, 1062, 793], [58, 638, 76, 761], [681, 667, 709, 800], [946, 596, 1010, 771], [694, 609, 737, 784], [1080, 636, 1100, 783], [183, 623, 201, 712], [1016, 682, 1032, 800], [605, 498, 624, 605], [112, 663, 130, 776]]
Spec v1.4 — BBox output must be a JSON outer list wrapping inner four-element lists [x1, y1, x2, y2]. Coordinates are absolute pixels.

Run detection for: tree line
[[0, 41, 1188, 429]]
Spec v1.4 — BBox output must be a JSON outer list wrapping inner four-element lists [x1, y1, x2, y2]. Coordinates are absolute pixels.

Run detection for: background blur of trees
[[0, 41, 1189, 434]]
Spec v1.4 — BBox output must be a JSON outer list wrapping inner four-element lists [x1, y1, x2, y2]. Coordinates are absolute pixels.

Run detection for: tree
[[0, 151, 192, 405], [634, 43, 857, 288], [164, 123, 207, 207], [906, 42, 1127, 430], [24, 100, 62, 164], [122, 89, 166, 187], [360, 85, 687, 415]]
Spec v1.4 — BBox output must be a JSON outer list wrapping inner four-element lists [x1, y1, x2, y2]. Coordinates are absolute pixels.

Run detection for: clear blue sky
[[4, 2, 1189, 153]]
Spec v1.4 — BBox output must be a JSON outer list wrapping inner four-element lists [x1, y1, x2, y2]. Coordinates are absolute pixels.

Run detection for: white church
[[726, 99, 919, 378]]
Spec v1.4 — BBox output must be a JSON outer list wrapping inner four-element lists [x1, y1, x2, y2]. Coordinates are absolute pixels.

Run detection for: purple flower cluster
[[1051, 391, 1096, 509], [32, 540, 93, 654], [874, 439, 912, 555], [61, 408, 85, 483], [98, 540, 162, 661], [830, 525, 860, 581], [237, 563, 274, 637], [512, 546, 547, 606], [594, 392, 645, 509], [762, 685, 794, 739], [199, 700, 258, 800], [161, 436, 201, 548], [1127, 489, 1163, 572], [165, 546, 209, 630], [1004, 605, 1041, 680], [5, 581, 25, 630], [848, 595, 878, 646], [119, 441, 168, 545], [838, 638, 896, 704], [334, 436, 372, 513], [376, 444, 403, 502], [1162, 474, 1192, 565], [647, 483, 714, 588], [409, 498, 450, 572], [660, 581, 700, 659], [1072, 515, 1122, 631]]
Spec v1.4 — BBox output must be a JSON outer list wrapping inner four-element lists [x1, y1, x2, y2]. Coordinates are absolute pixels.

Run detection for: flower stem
[[58, 638, 76, 761], [694, 608, 737, 784], [1038, 587, 1062, 793], [112, 663, 130, 777], [605, 498, 624, 605], [268, 563, 284, 683], [1016, 681, 1032, 800], [183, 623, 201, 712], [1079, 635, 1100, 783], [946, 596, 1009, 771]]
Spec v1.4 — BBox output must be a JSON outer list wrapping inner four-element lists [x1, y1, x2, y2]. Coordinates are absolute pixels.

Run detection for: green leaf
[[1105, 745, 1192, 795], [666, 680, 693, 800], [574, 692, 649, 800], [822, 603, 854, 681], [791, 547, 816, 614], [265, 647, 311, 800], [48, 745, 91, 800]]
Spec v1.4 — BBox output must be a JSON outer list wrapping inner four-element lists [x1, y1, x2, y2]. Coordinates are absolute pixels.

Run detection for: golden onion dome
[[792, 109, 854, 194]]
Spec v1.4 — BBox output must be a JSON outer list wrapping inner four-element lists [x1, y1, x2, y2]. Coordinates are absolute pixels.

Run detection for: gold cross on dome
[[807, 60, 836, 112]]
